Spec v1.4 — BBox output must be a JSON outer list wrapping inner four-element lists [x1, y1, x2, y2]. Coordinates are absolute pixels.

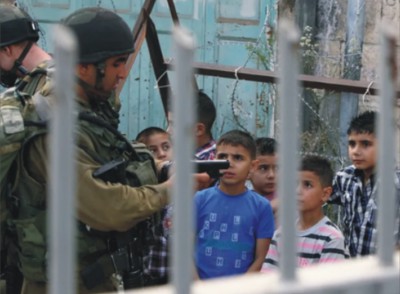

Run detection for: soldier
[[0, 3, 52, 90], [13, 7, 209, 294], [0, 4, 52, 294]]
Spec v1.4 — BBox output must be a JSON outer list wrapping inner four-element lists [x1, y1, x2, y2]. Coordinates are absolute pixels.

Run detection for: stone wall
[[281, 0, 400, 164], [362, 0, 400, 164]]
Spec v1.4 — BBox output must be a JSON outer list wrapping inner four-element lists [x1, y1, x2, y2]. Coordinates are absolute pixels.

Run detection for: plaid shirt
[[142, 214, 169, 283], [329, 165, 400, 257], [195, 140, 216, 160], [143, 234, 169, 280]]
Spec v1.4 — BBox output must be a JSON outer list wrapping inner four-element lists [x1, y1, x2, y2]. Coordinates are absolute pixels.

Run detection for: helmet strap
[[0, 42, 32, 87], [77, 76, 109, 102], [94, 61, 105, 90], [11, 41, 33, 76], [77, 61, 111, 102]]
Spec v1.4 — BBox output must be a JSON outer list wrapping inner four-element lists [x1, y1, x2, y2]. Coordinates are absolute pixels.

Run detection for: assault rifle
[[159, 160, 230, 182]]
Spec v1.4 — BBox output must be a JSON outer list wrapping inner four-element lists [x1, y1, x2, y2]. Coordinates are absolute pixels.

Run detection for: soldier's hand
[[156, 159, 170, 174], [164, 172, 212, 191], [194, 172, 212, 191]]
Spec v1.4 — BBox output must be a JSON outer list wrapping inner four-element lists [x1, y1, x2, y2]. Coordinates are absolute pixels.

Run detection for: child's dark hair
[[300, 155, 333, 187], [217, 130, 256, 159], [135, 126, 169, 143], [255, 137, 277, 156], [347, 111, 376, 135], [197, 90, 216, 135]]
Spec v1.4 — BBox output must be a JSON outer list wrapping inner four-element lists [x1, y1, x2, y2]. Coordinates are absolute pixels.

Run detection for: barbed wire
[[299, 150, 346, 167], [361, 81, 375, 106], [14, 0, 397, 166], [227, 7, 272, 132], [300, 95, 338, 137], [222, 19, 359, 169]]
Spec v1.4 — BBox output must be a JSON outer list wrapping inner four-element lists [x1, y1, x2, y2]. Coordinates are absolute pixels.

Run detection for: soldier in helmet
[[0, 4, 52, 294], [13, 7, 210, 294], [0, 3, 52, 89]]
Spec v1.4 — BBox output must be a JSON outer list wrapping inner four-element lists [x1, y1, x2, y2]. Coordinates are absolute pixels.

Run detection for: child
[[329, 111, 400, 257], [263, 155, 347, 270], [249, 137, 278, 218], [194, 130, 275, 279], [135, 126, 173, 285], [167, 90, 217, 160], [136, 126, 172, 161]]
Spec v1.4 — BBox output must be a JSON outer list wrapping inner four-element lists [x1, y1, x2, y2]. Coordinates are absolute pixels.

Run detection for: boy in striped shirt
[[262, 155, 347, 270]]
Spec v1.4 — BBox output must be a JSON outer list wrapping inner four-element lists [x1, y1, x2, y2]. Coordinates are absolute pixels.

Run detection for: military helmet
[[0, 4, 39, 47], [63, 7, 134, 64]]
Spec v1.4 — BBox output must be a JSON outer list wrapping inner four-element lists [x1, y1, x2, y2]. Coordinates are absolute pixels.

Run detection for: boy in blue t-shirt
[[194, 130, 275, 279]]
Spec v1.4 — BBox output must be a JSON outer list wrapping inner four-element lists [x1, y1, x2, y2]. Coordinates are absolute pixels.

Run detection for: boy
[[194, 130, 274, 279], [249, 137, 278, 214], [329, 111, 400, 257], [167, 90, 217, 160], [136, 126, 173, 161], [136, 126, 174, 236], [263, 155, 347, 270], [135, 127, 173, 284]]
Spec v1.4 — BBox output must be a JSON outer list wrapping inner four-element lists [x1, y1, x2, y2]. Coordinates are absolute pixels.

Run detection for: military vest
[[13, 97, 159, 286], [0, 62, 52, 256]]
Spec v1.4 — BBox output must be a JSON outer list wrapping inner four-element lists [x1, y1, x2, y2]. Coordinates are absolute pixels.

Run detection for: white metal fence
[[49, 20, 400, 294]]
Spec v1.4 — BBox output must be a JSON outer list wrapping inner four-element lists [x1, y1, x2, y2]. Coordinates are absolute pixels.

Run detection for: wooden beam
[[165, 61, 400, 98], [166, 0, 198, 92], [116, 0, 156, 95], [115, 24, 147, 96], [167, 0, 180, 25]]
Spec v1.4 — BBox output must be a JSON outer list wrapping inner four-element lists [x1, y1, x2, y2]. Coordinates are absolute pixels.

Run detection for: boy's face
[[249, 154, 277, 196], [297, 171, 331, 213], [348, 132, 377, 176], [216, 143, 258, 188], [146, 133, 173, 161]]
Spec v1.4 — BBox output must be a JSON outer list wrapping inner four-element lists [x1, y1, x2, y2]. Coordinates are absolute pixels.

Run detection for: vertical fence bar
[[277, 20, 301, 282], [377, 25, 397, 267], [171, 26, 196, 294], [48, 25, 77, 294]]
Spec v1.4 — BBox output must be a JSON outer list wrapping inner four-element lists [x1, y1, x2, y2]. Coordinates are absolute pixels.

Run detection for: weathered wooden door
[[16, 0, 277, 139], [202, 0, 277, 137]]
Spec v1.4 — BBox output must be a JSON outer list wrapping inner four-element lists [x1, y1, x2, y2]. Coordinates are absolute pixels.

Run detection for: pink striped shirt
[[262, 216, 348, 271]]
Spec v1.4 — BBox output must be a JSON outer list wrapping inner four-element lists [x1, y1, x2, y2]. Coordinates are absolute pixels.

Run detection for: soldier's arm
[[76, 145, 172, 232], [26, 133, 172, 232]]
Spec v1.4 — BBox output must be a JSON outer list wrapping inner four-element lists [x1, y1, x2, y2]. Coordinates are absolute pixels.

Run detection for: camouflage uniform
[[0, 4, 50, 294], [13, 7, 170, 293], [17, 94, 169, 293]]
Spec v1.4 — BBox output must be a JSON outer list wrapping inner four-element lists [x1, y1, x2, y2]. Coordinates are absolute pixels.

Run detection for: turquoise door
[[16, 0, 277, 140], [202, 0, 277, 137]]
